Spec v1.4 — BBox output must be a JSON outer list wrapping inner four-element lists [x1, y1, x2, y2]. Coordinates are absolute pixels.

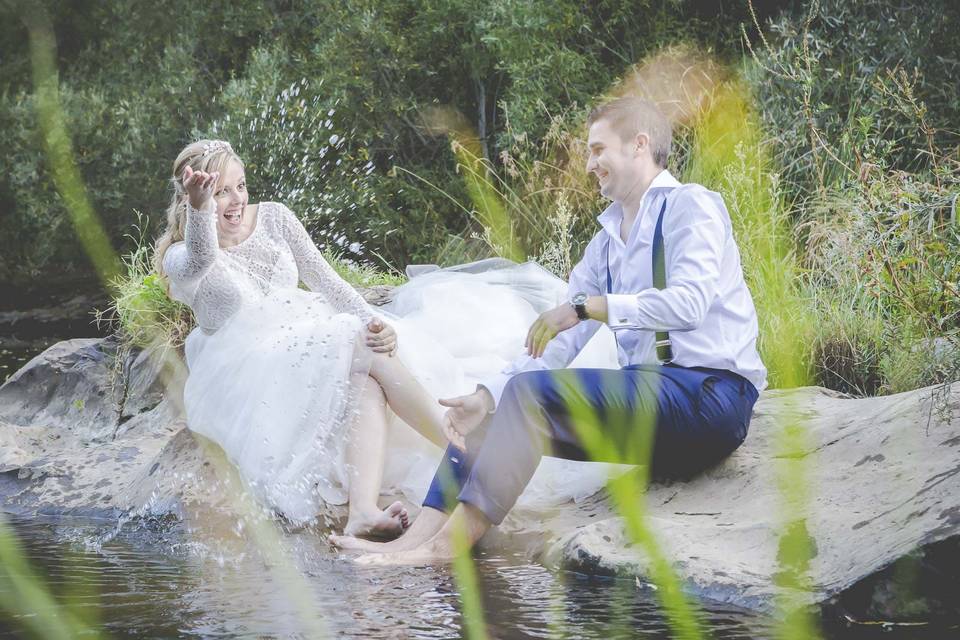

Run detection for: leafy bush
[[744, 0, 960, 197], [744, 0, 960, 394], [2, 0, 763, 284], [3, 0, 958, 395], [0, 2, 269, 285]]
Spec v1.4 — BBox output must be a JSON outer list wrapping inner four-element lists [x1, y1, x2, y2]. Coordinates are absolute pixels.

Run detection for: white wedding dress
[[163, 201, 619, 524]]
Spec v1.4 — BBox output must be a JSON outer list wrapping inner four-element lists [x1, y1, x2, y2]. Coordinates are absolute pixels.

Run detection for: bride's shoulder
[[165, 239, 187, 255], [258, 202, 306, 232], [161, 240, 187, 270], [255, 201, 296, 220], [250, 201, 290, 227]]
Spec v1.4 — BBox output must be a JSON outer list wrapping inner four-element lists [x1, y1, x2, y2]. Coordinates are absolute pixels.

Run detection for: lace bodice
[[163, 200, 372, 333]]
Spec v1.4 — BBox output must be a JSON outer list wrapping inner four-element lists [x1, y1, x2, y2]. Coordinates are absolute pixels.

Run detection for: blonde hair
[[586, 97, 672, 168], [153, 140, 243, 276]]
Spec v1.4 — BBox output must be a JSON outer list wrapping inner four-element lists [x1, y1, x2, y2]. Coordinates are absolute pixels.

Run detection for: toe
[[385, 501, 405, 517]]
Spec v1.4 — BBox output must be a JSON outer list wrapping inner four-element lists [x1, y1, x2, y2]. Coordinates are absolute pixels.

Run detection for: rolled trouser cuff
[[458, 482, 511, 525], [421, 444, 473, 513]]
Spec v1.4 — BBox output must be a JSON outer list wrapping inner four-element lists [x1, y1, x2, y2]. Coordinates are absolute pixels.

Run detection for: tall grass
[[743, 0, 960, 397], [20, 3, 122, 291], [8, 7, 367, 636]]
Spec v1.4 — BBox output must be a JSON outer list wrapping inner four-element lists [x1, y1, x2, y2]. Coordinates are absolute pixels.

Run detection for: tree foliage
[[0, 0, 771, 283]]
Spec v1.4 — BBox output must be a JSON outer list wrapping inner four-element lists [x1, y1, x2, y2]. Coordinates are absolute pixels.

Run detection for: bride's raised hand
[[182, 165, 221, 210]]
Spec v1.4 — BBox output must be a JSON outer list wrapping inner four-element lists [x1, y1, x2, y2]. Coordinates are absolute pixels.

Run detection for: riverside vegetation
[[2, 0, 956, 397], [1, 1, 959, 638]]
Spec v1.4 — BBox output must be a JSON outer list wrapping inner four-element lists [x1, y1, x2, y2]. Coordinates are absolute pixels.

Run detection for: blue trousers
[[422, 364, 758, 525]]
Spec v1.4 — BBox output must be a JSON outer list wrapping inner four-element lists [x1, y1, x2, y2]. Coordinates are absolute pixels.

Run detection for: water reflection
[[0, 515, 782, 639]]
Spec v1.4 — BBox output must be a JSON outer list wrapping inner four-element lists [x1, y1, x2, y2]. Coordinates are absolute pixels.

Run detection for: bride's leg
[[342, 373, 409, 539], [366, 352, 446, 447]]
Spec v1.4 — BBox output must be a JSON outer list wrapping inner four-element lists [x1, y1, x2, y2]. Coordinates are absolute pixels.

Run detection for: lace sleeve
[[277, 204, 373, 322], [162, 199, 219, 287]]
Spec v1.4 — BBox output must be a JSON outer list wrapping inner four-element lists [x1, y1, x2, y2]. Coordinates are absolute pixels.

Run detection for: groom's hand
[[366, 318, 397, 356], [438, 390, 493, 451], [525, 303, 579, 358]]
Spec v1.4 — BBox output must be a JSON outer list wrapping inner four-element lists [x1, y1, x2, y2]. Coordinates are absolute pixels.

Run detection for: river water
[[0, 512, 784, 639]]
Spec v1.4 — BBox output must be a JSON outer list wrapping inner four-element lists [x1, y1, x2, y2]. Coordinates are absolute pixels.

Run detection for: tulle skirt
[[183, 261, 622, 524]]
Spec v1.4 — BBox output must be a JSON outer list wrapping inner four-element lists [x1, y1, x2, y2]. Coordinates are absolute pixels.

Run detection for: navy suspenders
[[605, 196, 674, 364]]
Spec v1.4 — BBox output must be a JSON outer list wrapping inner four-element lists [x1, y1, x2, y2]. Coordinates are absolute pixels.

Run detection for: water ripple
[[0, 516, 780, 639]]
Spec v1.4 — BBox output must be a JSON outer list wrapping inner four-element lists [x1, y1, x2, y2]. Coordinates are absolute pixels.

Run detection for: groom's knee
[[501, 369, 553, 409]]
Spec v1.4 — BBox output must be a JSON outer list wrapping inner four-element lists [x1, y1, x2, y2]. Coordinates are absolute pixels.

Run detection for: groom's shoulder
[[671, 181, 722, 201], [668, 182, 731, 223]]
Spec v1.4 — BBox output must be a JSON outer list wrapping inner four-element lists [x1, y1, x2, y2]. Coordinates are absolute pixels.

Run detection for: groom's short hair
[[587, 97, 672, 168]]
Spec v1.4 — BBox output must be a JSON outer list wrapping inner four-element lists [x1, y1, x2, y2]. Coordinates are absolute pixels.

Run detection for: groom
[[341, 97, 767, 563]]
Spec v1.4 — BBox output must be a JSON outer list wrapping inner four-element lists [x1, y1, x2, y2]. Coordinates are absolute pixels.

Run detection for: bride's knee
[[367, 349, 405, 381], [357, 373, 387, 405]]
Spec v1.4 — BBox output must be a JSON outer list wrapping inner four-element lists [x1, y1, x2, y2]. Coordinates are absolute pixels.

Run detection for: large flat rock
[[1, 338, 957, 621], [524, 385, 960, 619]]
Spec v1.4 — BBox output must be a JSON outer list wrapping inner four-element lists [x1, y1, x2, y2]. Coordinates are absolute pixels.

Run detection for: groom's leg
[[453, 367, 651, 524], [421, 444, 473, 513], [421, 418, 489, 513], [420, 367, 642, 516], [456, 366, 757, 525]]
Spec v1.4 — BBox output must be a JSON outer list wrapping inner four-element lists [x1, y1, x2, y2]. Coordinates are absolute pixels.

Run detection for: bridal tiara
[[201, 140, 233, 158], [171, 141, 234, 195]]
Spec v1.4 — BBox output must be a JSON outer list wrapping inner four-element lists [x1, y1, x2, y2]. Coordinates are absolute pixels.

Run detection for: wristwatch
[[570, 292, 589, 321]]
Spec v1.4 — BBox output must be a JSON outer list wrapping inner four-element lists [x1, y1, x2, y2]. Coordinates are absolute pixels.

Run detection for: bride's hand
[[366, 318, 397, 356], [182, 165, 220, 210], [438, 389, 493, 451]]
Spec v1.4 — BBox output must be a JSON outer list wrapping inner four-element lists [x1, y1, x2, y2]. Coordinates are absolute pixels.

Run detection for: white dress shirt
[[481, 170, 767, 406]]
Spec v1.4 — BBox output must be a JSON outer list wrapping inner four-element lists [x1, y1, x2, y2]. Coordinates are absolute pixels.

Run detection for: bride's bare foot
[[331, 506, 448, 553], [354, 535, 456, 566], [342, 501, 408, 539], [328, 533, 394, 552]]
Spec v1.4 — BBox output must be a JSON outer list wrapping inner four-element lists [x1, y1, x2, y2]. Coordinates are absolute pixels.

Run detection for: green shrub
[[799, 165, 960, 394], [744, 0, 960, 198]]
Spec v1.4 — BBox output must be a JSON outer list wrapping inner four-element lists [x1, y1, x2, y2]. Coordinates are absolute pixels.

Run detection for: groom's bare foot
[[331, 506, 449, 553], [341, 501, 408, 539], [354, 536, 456, 566]]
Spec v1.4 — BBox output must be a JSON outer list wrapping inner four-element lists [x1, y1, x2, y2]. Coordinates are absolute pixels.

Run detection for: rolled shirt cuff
[[605, 293, 640, 330], [477, 373, 512, 409]]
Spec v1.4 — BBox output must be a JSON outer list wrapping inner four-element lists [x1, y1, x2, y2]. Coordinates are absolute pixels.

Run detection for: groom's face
[[585, 118, 642, 203]]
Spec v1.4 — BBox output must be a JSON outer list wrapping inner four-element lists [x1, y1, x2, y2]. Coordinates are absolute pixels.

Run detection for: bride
[[157, 139, 448, 537], [156, 139, 619, 539]]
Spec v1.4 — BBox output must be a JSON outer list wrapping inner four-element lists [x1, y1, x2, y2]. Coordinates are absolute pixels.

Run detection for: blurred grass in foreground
[[5, 4, 335, 637], [438, 45, 825, 636], [683, 77, 820, 640]]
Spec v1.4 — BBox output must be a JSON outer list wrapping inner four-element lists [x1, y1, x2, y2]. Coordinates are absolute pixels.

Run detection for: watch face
[[571, 292, 588, 305]]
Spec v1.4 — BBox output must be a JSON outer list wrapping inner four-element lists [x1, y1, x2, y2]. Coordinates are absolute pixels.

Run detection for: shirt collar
[[597, 169, 681, 236]]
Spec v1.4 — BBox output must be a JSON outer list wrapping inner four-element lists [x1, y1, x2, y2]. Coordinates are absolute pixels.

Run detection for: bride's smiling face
[[214, 159, 250, 236]]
